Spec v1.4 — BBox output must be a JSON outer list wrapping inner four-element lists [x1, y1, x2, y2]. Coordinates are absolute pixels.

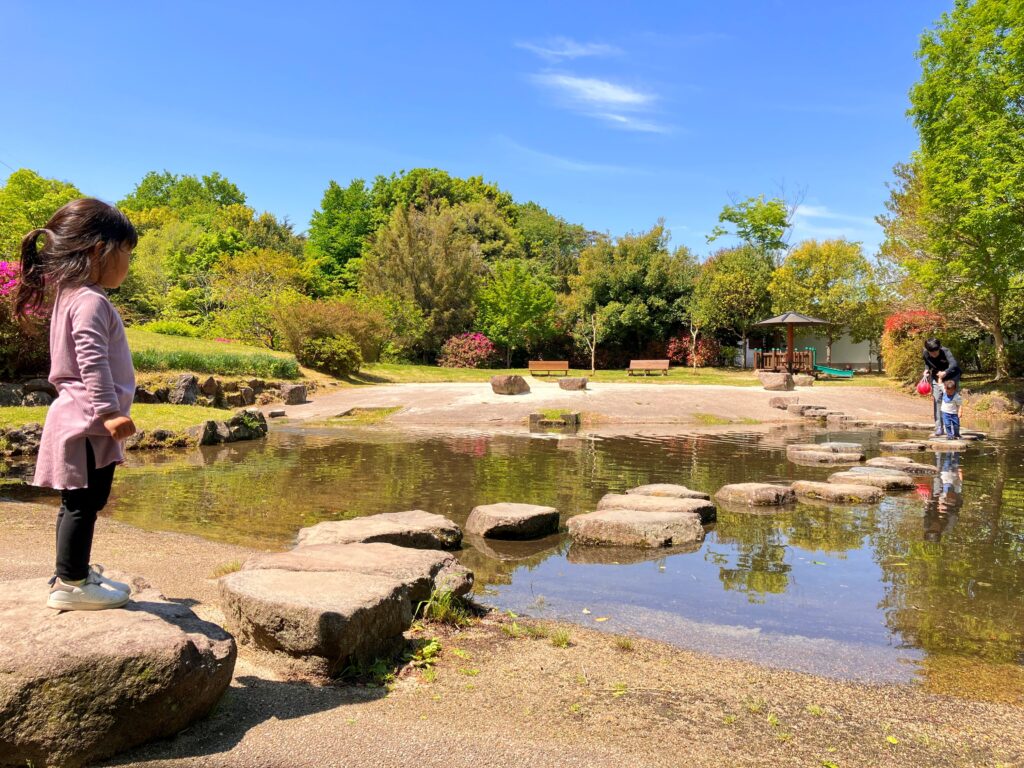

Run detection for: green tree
[[893, 0, 1024, 377], [769, 239, 878, 364], [690, 246, 773, 368], [569, 223, 697, 355], [360, 205, 484, 356], [305, 179, 374, 295], [369, 168, 515, 228], [211, 248, 305, 347], [118, 170, 245, 219], [453, 200, 523, 262], [515, 201, 594, 290], [0, 169, 81, 259], [478, 259, 558, 366], [707, 195, 791, 262]]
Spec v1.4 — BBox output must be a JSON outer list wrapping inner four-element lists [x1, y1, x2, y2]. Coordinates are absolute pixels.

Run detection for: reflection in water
[[16, 421, 1019, 688]]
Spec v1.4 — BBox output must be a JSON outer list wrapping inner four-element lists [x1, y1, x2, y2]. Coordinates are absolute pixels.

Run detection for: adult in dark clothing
[[922, 338, 962, 436]]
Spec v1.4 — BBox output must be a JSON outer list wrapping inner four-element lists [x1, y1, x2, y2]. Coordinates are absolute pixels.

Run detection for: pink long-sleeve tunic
[[32, 284, 135, 490]]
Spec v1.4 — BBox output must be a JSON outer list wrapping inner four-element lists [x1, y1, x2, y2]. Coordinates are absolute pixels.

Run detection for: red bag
[[917, 378, 932, 396]]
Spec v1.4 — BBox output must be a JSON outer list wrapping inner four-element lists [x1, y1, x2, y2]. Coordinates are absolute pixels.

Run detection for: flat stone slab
[[626, 483, 711, 500], [880, 441, 930, 452], [927, 438, 970, 451], [714, 483, 796, 507], [465, 502, 560, 540], [567, 509, 705, 549], [791, 480, 885, 504], [866, 456, 938, 475], [296, 510, 462, 550], [242, 542, 473, 603], [0, 577, 235, 768], [220, 569, 410, 677], [597, 493, 716, 524], [786, 443, 865, 464], [828, 470, 916, 491]]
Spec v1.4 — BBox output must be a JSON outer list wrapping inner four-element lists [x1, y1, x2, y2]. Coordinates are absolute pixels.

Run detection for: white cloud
[[515, 37, 621, 62], [532, 73, 654, 109], [497, 136, 644, 174], [595, 112, 671, 134]]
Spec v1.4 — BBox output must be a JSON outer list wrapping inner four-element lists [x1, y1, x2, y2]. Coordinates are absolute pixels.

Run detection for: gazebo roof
[[754, 311, 829, 327]]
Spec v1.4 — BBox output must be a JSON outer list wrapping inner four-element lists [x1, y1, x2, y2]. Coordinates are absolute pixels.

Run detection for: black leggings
[[55, 440, 115, 582]]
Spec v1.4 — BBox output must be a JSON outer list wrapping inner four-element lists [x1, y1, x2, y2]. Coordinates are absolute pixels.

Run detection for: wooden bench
[[627, 359, 670, 376], [528, 360, 570, 376]]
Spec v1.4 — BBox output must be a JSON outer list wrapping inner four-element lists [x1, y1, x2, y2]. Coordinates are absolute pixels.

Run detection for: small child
[[16, 198, 138, 611], [939, 377, 963, 439]]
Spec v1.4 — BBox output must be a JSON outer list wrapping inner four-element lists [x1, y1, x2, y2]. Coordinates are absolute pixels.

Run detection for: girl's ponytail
[[15, 228, 48, 318]]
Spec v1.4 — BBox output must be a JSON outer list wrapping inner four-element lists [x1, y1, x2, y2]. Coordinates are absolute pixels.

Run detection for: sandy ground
[[267, 380, 936, 429], [2, 500, 1021, 768]]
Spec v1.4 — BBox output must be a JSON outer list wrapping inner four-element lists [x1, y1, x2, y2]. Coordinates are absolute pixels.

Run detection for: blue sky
[[0, 1, 947, 256]]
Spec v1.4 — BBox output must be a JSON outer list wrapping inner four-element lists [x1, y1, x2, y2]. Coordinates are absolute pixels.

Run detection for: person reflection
[[924, 452, 963, 542]]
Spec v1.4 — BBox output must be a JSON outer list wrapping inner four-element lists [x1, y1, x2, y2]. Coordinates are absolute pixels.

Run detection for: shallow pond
[[17, 421, 1024, 692]]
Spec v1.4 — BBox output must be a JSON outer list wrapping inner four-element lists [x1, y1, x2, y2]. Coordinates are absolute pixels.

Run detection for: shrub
[[131, 349, 299, 378], [437, 332, 499, 368], [271, 293, 388, 363], [0, 261, 49, 378], [137, 319, 200, 337], [666, 333, 720, 367], [881, 310, 944, 383], [297, 334, 362, 377]]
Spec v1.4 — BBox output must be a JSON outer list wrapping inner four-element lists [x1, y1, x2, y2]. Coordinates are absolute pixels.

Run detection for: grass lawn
[[126, 328, 300, 379], [352, 363, 896, 388], [0, 404, 229, 431], [125, 328, 294, 359]]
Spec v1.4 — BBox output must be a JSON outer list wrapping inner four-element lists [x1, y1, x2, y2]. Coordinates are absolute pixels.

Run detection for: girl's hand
[[103, 415, 136, 440]]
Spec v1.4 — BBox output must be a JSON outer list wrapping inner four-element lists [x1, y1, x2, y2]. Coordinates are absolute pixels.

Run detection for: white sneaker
[[47, 578, 130, 611], [87, 564, 131, 594]]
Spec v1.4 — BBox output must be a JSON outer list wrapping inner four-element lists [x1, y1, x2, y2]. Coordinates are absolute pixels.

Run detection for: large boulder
[[828, 469, 916, 491], [625, 484, 710, 501], [226, 409, 268, 442], [133, 387, 160, 404], [714, 483, 796, 507], [21, 378, 57, 398], [296, 510, 462, 550], [280, 383, 307, 405], [490, 375, 530, 395], [465, 502, 560, 540], [0, 384, 23, 407], [20, 391, 52, 407], [199, 376, 221, 397], [793, 373, 815, 387], [866, 456, 938, 475], [167, 374, 199, 405], [791, 480, 884, 504], [242, 542, 472, 604], [220, 569, 410, 677], [597, 493, 716, 524], [758, 371, 794, 391], [559, 377, 588, 391], [0, 577, 235, 768], [568, 509, 705, 549]]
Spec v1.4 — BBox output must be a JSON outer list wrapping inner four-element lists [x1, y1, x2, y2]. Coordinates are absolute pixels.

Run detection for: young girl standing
[[17, 198, 139, 611]]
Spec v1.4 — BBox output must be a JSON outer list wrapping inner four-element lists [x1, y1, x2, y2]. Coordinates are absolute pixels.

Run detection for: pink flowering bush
[[437, 332, 499, 368], [0, 261, 50, 377], [666, 333, 721, 367]]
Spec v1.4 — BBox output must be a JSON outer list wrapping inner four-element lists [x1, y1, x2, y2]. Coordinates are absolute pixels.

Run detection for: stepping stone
[[828, 470, 916, 491], [597, 493, 716, 524], [791, 480, 884, 503], [927, 438, 969, 451], [786, 442, 865, 464], [465, 502, 560, 540], [626, 483, 711, 500], [880, 441, 929, 452], [787, 404, 813, 415], [242, 542, 473, 603], [769, 396, 798, 410], [0, 577, 235, 768], [714, 483, 796, 507], [873, 421, 935, 430], [220, 569, 410, 677], [866, 457, 938, 475], [567, 508, 705, 549], [296, 510, 462, 550], [490, 375, 530, 395]]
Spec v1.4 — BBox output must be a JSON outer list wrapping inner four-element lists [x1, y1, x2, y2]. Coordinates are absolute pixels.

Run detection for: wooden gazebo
[[753, 312, 829, 373]]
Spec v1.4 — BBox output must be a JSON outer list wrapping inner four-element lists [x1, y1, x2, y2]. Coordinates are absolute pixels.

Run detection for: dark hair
[[924, 338, 941, 352], [16, 198, 137, 318]]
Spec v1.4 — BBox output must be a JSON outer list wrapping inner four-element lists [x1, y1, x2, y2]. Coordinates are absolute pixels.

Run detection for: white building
[[746, 332, 880, 371]]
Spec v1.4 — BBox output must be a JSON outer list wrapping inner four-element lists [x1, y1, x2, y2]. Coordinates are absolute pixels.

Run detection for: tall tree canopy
[[0, 169, 82, 259], [477, 258, 557, 366], [305, 179, 374, 295], [769, 239, 878, 363], [898, 0, 1024, 377], [707, 195, 791, 262]]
